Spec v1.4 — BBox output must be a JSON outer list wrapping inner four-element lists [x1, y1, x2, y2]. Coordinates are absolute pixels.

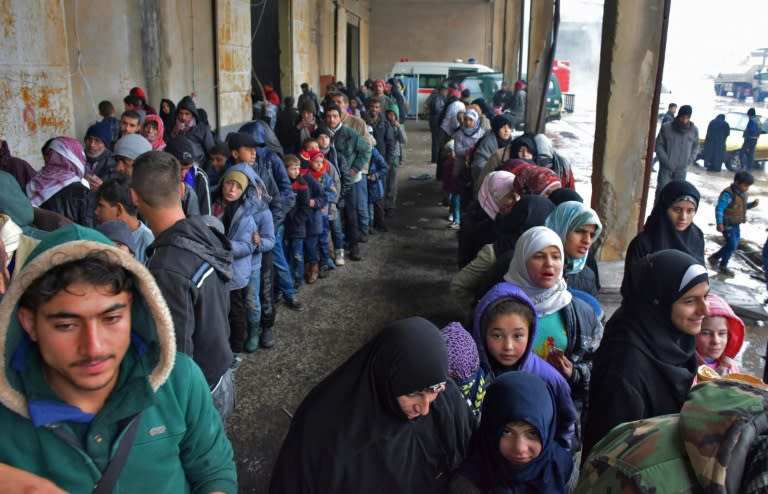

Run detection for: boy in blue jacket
[[708, 171, 759, 275]]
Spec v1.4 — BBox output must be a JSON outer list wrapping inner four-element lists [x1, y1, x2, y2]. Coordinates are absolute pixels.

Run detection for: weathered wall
[[369, 0, 494, 79], [279, 0, 370, 101], [215, 0, 252, 127], [1, 0, 75, 169], [591, 0, 666, 260]]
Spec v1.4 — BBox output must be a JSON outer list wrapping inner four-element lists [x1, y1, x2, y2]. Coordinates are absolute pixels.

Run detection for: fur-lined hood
[[0, 225, 176, 419]]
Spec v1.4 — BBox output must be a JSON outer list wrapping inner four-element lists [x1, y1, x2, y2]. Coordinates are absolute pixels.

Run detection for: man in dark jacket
[[428, 85, 448, 164], [165, 135, 211, 216], [131, 150, 235, 422], [172, 96, 216, 167], [276, 97, 301, 154], [741, 107, 761, 170], [702, 114, 730, 172]]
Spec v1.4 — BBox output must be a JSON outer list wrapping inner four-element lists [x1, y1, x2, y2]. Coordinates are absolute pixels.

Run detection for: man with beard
[[83, 120, 116, 191], [654, 104, 700, 195]]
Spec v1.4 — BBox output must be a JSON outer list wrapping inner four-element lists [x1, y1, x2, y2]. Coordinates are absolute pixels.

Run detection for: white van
[[386, 60, 495, 117]]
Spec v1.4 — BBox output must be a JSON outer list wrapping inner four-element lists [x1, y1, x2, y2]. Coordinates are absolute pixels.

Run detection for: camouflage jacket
[[575, 380, 768, 493]]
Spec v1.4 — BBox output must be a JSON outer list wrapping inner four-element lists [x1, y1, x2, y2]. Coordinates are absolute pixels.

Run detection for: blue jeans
[[331, 213, 344, 250], [272, 225, 296, 297], [449, 193, 461, 224], [712, 225, 740, 267], [354, 176, 369, 233], [288, 237, 305, 285], [245, 265, 262, 334], [318, 216, 332, 263], [303, 234, 320, 263]]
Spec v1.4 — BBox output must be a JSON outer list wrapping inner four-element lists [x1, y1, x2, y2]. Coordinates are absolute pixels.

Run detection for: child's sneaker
[[335, 249, 345, 266], [449, 222, 460, 230]]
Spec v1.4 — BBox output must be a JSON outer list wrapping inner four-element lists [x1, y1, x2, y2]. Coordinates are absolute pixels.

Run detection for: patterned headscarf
[[26, 137, 88, 207], [512, 164, 561, 198], [440, 322, 480, 382], [478, 171, 517, 220]]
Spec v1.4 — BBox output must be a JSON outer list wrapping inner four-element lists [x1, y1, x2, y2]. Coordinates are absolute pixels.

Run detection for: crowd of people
[[0, 77, 767, 493]]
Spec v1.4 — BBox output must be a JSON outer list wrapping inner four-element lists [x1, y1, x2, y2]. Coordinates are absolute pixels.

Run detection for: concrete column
[[525, 0, 554, 132], [278, 0, 294, 100], [335, 5, 347, 82], [318, 0, 335, 78], [503, 0, 524, 84], [214, 0, 252, 128], [359, 18, 370, 82], [140, 0, 161, 107], [591, 0, 667, 260]]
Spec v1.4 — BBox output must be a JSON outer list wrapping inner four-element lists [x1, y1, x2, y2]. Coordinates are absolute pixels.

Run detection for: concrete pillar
[[591, 0, 667, 260], [525, 0, 555, 133], [140, 0, 161, 107], [335, 5, 347, 83], [318, 0, 335, 78], [359, 18, 369, 82], [214, 0, 252, 128], [278, 0, 294, 100], [503, 0, 524, 84]]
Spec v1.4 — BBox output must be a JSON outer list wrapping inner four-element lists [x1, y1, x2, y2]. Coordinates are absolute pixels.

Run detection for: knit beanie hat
[[113, 134, 152, 161], [440, 322, 480, 382], [165, 135, 196, 165], [85, 121, 114, 150], [222, 170, 249, 191], [678, 105, 693, 117]]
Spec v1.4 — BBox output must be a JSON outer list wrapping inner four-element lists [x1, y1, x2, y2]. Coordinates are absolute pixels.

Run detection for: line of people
[[0, 79, 413, 491], [268, 105, 768, 492]]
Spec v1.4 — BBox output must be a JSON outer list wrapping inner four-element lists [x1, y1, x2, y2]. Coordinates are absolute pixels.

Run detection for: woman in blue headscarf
[[451, 371, 575, 493], [545, 201, 603, 296]]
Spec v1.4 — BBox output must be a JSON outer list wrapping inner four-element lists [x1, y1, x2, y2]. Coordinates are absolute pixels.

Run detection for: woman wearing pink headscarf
[[141, 114, 166, 150], [458, 171, 518, 268], [26, 136, 91, 225]]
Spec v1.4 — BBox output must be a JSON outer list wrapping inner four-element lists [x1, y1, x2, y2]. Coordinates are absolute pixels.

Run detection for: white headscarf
[[0, 214, 21, 260], [504, 226, 572, 316]]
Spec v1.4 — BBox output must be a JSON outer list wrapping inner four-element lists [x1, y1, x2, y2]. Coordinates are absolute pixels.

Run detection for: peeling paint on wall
[[216, 0, 253, 127]]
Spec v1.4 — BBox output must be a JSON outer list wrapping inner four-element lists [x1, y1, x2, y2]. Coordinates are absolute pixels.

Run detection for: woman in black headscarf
[[470, 114, 515, 184], [159, 98, 176, 141], [269, 317, 474, 494], [623, 180, 704, 291], [582, 249, 709, 459]]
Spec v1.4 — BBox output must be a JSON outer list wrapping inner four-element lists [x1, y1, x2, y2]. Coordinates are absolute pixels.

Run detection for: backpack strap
[[92, 412, 142, 494]]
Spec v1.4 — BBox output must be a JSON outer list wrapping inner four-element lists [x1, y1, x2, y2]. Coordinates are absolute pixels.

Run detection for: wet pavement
[[228, 117, 767, 492]]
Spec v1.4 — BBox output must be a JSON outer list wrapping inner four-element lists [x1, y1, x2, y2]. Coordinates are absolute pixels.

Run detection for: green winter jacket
[[576, 379, 768, 494], [0, 225, 237, 493]]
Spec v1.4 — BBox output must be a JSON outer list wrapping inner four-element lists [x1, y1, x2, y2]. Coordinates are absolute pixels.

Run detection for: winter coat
[[368, 115, 396, 167], [702, 114, 730, 168], [39, 182, 91, 226], [717, 184, 756, 228], [0, 225, 236, 493], [276, 107, 301, 154], [285, 172, 325, 239], [472, 282, 578, 447], [174, 96, 215, 165], [469, 132, 500, 182], [238, 119, 286, 159], [577, 380, 768, 494], [330, 123, 372, 181], [232, 164, 276, 268], [324, 144, 352, 208], [367, 147, 388, 203], [183, 165, 211, 216], [255, 148, 292, 226], [428, 92, 446, 130], [655, 120, 700, 172], [146, 215, 234, 387]]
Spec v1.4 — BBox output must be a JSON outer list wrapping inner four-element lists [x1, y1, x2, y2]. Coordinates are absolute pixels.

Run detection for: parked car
[[698, 111, 768, 171], [436, 72, 563, 124]]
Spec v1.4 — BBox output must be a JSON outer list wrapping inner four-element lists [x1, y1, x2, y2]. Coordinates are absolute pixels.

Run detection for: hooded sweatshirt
[[697, 293, 745, 375], [0, 224, 236, 493], [146, 215, 234, 387], [472, 282, 578, 448]]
